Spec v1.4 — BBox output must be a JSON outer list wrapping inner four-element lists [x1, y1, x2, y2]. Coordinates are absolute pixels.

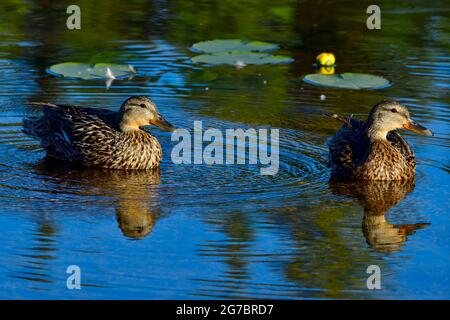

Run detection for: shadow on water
[[330, 179, 430, 252], [32, 158, 162, 239]]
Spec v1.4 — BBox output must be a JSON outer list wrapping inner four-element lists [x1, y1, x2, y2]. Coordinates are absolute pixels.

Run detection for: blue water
[[0, 0, 449, 299]]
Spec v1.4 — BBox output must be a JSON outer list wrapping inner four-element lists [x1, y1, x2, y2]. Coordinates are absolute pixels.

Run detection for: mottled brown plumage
[[23, 96, 175, 170], [326, 100, 432, 181]]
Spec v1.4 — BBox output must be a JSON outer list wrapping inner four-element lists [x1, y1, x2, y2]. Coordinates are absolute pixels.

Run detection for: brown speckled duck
[[327, 100, 432, 181], [23, 96, 175, 170]]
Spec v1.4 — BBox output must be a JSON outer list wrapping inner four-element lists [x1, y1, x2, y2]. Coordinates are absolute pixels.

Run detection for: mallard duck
[[23, 96, 175, 170], [326, 100, 432, 181]]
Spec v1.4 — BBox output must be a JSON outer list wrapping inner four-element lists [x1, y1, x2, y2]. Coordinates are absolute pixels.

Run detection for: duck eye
[[391, 108, 398, 113], [140, 103, 147, 108]]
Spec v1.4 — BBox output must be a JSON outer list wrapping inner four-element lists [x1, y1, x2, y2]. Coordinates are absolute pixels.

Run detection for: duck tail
[[22, 116, 43, 139], [26, 102, 58, 107], [324, 112, 348, 122], [324, 112, 353, 127], [25, 102, 61, 111]]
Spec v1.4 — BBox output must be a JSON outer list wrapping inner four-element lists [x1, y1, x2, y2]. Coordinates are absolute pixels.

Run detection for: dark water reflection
[[0, 0, 449, 299], [330, 180, 430, 252], [33, 159, 162, 239]]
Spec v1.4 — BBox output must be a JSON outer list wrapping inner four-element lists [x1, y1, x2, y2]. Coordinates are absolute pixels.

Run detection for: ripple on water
[[159, 127, 330, 209], [0, 110, 330, 212]]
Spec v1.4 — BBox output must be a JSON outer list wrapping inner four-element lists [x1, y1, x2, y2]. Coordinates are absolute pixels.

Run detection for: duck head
[[367, 100, 432, 140], [119, 96, 175, 132]]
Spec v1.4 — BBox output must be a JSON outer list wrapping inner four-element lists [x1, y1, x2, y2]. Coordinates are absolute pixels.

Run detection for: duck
[[23, 96, 175, 170], [326, 100, 432, 181]]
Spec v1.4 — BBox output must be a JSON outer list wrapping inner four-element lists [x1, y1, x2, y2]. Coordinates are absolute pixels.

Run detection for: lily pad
[[191, 52, 293, 66], [303, 73, 390, 89], [47, 62, 136, 80], [191, 39, 279, 53]]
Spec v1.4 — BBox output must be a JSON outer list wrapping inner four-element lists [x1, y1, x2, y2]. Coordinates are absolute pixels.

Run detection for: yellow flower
[[316, 52, 336, 66]]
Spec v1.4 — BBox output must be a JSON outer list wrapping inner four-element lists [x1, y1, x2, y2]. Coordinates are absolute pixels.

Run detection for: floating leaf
[[191, 39, 279, 53], [303, 73, 390, 89], [191, 52, 293, 66], [47, 62, 136, 80]]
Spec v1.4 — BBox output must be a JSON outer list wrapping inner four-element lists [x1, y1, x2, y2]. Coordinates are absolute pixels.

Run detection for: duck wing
[[24, 102, 120, 161], [325, 113, 416, 179], [27, 102, 118, 127], [325, 113, 370, 178]]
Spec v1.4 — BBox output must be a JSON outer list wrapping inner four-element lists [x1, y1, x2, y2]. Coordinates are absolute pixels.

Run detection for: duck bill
[[151, 115, 175, 132], [403, 119, 433, 136]]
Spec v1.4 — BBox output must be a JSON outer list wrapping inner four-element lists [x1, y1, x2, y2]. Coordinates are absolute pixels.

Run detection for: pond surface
[[0, 0, 449, 299]]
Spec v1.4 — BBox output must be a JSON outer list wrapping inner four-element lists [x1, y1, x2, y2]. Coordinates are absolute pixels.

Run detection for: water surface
[[0, 0, 449, 299]]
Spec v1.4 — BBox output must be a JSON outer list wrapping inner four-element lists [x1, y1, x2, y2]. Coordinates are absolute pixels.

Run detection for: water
[[0, 0, 449, 299]]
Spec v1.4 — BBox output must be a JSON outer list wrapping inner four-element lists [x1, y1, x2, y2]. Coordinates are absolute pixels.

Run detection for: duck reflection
[[330, 179, 430, 252], [32, 158, 162, 239]]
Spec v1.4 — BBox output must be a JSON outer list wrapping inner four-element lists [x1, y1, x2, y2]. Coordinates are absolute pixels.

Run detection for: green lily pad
[[303, 73, 390, 89], [191, 52, 293, 66], [47, 62, 136, 80], [191, 39, 279, 53]]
